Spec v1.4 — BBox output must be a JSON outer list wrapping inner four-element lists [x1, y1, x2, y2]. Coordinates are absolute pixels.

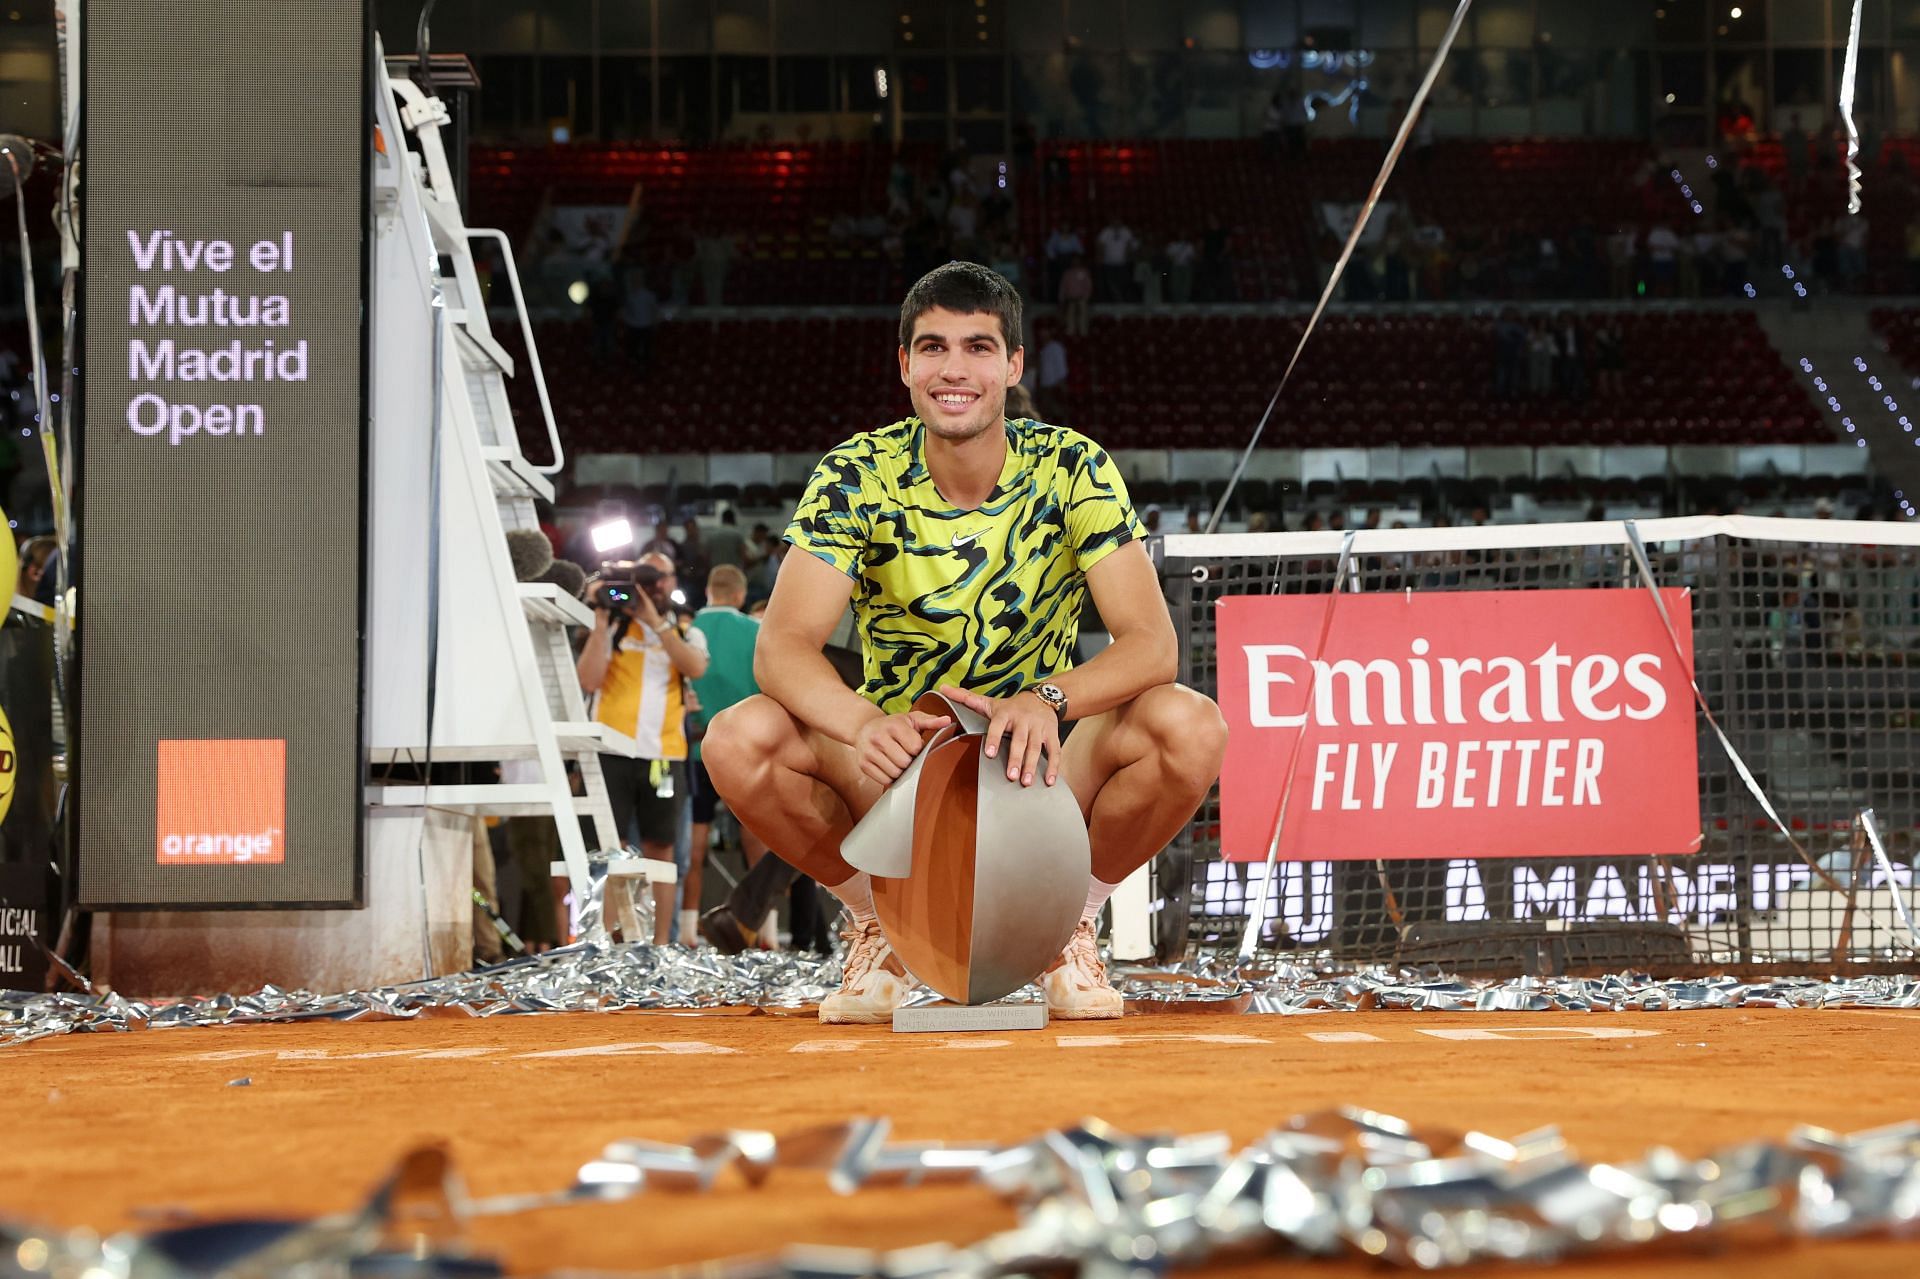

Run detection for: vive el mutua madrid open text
[[120, 228, 309, 445]]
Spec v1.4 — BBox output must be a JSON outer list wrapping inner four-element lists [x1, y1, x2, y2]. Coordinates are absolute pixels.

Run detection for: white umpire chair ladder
[[366, 51, 633, 913]]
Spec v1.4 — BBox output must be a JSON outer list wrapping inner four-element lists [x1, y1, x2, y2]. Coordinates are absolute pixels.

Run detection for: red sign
[[1215, 590, 1700, 862]]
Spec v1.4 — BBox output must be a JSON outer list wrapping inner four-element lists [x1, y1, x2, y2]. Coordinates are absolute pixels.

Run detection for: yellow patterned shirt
[[785, 417, 1144, 713]]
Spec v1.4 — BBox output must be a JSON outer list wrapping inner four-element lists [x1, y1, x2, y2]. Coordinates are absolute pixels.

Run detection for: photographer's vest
[[589, 617, 707, 761]]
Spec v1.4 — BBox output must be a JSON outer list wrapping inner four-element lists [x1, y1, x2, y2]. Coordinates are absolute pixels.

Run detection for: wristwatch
[[1028, 682, 1068, 718]]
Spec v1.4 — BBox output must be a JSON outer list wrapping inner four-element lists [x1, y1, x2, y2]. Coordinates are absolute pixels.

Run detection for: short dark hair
[[898, 261, 1023, 352]]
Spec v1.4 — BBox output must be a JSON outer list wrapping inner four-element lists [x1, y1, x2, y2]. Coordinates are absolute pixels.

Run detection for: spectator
[[1133, 237, 1165, 306], [577, 551, 710, 943], [1095, 217, 1139, 302], [1044, 224, 1084, 301], [1553, 314, 1586, 402], [988, 237, 1026, 307], [1165, 231, 1198, 303], [1004, 381, 1038, 420], [745, 522, 773, 571], [1592, 317, 1625, 399], [947, 152, 977, 201], [1035, 323, 1070, 418], [1606, 224, 1638, 298], [1281, 86, 1310, 159], [15, 534, 54, 599], [1261, 88, 1285, 158], [1645, 220, 1680, 295], [706, 508, 747, 570], [1058, 255, 1093, 336], [1717, 220, 1752, 293], [1749, 171, 1787, 267], [675, 513, 710, 609], [620, 262, 660, 372], [1837, 213, 1868, 291], [686, 565, 769, 945], [887, 158, 914, 217], [747, 535, 787, 600], [1527, 318, 1556, 397], [920, 171, 949, 224], [946, 186, 981, 259]]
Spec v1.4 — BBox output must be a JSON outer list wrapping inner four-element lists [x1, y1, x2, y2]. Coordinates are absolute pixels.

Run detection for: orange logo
[[156, 739, 286, 865]]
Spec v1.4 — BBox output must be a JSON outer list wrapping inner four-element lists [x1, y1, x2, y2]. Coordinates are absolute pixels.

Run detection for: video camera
[[592, 560, 665, 613]]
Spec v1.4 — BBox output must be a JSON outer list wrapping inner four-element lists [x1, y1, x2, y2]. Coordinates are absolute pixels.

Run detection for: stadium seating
[[504, 309, 1824, 457], [471, 137, 1673, 306], [468, 141, 913, 304], [471, 135, 1920, 304]]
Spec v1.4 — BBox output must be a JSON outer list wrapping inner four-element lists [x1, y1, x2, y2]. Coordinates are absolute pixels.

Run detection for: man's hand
[[631, 588, 663, 630], [941, 685, 1061, 788], [854, 710, 953, 787]]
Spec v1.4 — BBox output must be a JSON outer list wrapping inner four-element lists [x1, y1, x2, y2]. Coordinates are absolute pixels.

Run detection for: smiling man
[[703, 262, 1227, 1023]]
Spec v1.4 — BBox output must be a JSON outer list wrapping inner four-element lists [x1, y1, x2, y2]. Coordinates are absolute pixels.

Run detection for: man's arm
[[629, 589, 708, 681], [577, 610, 618, 692], [1046, 540, 1177, 719], [756, 548, 949, 786], [943, 540, 1175, 790], [756, 550, 869, 739], [656, 620, 709, 680]]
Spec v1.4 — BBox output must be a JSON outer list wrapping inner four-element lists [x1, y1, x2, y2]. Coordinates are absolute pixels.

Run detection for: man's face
[[898, 306, 1024, 444], [639, 553, 677, 603]]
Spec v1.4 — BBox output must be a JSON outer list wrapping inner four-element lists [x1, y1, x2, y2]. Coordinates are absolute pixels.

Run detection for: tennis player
[[703, 262, 1226, 1022]]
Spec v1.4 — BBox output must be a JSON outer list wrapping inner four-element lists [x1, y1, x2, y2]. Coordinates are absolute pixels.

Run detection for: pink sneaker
[[819, 918, 911, 1025], [1043, 920, 1124, 1020]]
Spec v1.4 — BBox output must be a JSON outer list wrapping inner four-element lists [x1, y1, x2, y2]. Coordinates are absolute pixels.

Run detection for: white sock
[[1083, 877, 1122, 925], [827, 871, 877, 923], [679, 909, 698, 943]]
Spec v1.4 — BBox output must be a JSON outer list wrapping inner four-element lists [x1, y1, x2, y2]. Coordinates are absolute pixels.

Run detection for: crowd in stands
[[474, 121, 1920, 329]]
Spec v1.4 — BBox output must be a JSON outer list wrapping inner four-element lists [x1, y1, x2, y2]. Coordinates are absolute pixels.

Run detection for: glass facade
[[371, 0, 1920, 147]]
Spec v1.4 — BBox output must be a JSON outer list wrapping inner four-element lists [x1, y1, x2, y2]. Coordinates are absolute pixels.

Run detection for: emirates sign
[[1215, 589, 1701, 862]]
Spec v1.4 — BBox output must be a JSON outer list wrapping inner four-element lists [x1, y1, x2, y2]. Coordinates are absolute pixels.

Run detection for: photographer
[[577, 550, 709, 943]]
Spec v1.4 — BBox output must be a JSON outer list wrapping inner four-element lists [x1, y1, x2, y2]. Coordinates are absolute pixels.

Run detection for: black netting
[[1155, 532, 1920, 975]]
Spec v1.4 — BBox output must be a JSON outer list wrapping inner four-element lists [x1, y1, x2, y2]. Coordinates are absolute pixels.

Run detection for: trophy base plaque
[[892, 1002, 1050, 1033]]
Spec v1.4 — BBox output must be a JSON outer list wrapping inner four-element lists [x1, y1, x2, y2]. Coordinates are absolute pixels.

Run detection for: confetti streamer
[[1840, 0, 1864, 214]]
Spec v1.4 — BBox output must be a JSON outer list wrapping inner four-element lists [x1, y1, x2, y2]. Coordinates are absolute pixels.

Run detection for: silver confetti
[[7, 947, 1920, 1048]]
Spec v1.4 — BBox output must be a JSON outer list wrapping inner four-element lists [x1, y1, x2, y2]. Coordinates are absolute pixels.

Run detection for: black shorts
[[600, 754, 687, 849], [689, 757, 720, 824]]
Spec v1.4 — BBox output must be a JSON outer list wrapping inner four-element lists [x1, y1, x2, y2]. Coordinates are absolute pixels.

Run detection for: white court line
[[1831, 1008, 1920, 1021]]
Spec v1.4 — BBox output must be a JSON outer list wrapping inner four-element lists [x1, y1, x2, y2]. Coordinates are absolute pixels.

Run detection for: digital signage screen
[[76, 2, 369, 908]]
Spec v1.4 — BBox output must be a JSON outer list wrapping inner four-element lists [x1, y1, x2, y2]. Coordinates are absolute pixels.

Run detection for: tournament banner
[[0, 863, 48, 992], [1216, 589, 1700, 862]]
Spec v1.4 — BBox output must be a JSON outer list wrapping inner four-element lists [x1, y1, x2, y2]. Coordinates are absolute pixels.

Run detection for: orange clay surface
[[8, 1006, 1920, 1276]]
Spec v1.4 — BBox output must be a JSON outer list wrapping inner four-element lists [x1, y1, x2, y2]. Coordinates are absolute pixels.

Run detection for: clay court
[[9, 1006, 1919, 1276]]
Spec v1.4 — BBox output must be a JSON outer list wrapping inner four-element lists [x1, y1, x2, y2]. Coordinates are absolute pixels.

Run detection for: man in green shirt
[[685, 564, 768, 942]]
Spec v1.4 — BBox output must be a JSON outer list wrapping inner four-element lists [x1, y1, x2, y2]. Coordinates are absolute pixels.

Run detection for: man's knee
[[1135, 684, 1229, 786], [703, 695, 790, 795]]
